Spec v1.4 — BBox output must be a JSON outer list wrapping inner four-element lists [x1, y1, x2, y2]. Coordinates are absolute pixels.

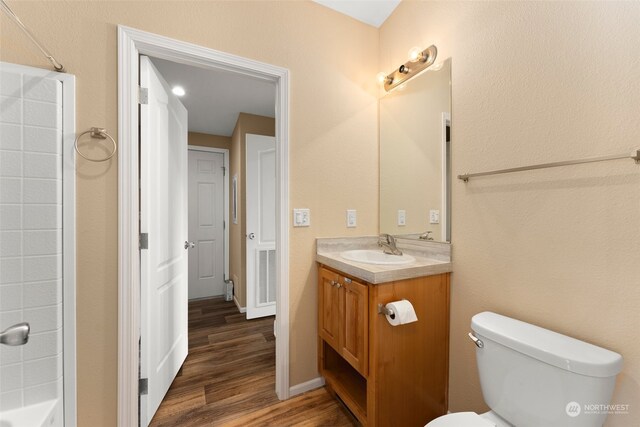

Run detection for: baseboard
[[289, 377, 325, 397], [233, 295, 246, 313]]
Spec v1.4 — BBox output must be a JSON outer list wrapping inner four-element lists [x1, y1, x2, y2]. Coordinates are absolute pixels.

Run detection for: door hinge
[[139, 233, 149, 250], [139, 87, 148, 105], [139, 378, 148, 396], [222, 166, 226, 176]]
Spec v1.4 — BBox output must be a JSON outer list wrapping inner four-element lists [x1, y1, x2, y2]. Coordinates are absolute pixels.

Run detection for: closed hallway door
[[188, 149, 226, 299]]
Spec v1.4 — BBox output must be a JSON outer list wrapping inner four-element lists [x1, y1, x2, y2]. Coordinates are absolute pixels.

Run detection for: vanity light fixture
[[408, 46, 426, 62], [172, 86, 186, 97], [376, 72, 392, 86], [377, 45, 437, 92]]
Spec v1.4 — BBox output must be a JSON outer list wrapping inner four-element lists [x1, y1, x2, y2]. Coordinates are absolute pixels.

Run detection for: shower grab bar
[[0, 0, 64, 72], [458, 149, 640, 182]]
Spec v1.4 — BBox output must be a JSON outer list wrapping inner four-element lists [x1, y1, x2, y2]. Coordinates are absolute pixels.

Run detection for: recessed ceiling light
[[172, 86, 186, 97]]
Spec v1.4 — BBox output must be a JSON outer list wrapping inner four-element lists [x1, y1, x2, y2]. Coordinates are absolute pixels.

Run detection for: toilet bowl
[[426, 411, 508, 427], [426, 312, 623, 427]]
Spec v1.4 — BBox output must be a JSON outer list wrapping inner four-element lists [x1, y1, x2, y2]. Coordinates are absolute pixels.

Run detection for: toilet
[[427, 312, 623, 427]]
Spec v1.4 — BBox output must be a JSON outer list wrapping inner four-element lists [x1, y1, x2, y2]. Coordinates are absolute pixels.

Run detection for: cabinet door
[[318, 268, 341, 351], [341, 278, 368, 376]]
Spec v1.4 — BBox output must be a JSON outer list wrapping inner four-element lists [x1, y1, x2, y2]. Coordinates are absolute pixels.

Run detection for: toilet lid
[[426, 412, 497, 427]]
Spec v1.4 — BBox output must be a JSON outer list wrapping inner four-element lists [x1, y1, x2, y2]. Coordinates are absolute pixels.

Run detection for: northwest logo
[[566, 401, 581, 417]]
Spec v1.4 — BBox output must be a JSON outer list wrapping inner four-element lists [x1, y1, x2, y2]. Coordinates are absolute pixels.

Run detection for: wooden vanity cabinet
[[318, 267, 368, 376], [341, 278, 368, 375], [318, 264, 450, 427], [319, 268, 342, 350]]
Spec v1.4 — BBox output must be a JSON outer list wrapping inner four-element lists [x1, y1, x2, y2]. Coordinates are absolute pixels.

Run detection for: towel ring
[[74, 127, 117, 162]]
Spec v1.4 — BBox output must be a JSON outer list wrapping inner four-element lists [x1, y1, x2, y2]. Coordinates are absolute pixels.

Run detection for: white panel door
[[188, 149, 225, 299], [139, 55, 189, 426], [246, 134, 276, 319]]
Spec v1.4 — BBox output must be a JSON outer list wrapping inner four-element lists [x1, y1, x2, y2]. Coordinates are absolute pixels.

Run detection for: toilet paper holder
[[377, 303, 395, 319]]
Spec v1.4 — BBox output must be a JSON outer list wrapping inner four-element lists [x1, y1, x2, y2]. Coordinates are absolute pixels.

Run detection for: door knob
[[184, 241, 195, 249], [248, 233, 255, 240]]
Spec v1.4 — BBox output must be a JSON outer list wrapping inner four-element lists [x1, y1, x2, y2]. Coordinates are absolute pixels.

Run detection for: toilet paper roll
[[385, 299, 418, 326]]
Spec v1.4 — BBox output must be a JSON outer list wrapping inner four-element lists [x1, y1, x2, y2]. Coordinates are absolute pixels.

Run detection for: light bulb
[[408, 47, 423, 63], [172, 86, 186, 97], [376, 72, 389, 85]]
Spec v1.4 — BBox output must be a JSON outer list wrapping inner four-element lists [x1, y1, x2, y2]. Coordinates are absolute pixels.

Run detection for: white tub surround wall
[[0, 66, 66, 419], [316, 236, 452, 283]]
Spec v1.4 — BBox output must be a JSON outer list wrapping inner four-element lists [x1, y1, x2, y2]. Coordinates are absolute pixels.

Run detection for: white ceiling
[[151, 58, 275, 137], [313, 0, 401, 28]]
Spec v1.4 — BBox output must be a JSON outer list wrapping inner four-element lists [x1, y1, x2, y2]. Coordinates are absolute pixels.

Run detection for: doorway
[[140, 53, 276, 424], [117, 26, 290, 427]]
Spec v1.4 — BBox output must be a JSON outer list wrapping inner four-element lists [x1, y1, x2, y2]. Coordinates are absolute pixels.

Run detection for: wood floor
[[149, 297, 358, 426]]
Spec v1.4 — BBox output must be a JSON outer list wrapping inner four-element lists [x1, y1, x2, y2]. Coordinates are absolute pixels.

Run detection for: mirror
[[379, 58, 451, 242]]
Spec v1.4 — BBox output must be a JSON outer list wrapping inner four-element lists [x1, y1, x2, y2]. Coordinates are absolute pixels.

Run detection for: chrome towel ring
[[74, 127, 117, 162]]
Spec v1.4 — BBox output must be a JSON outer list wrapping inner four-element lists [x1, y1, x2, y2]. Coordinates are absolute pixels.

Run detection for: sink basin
[[340, 250, 415, 265]]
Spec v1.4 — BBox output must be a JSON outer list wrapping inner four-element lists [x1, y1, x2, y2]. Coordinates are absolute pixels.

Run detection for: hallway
[[149, 297, 357, 426]]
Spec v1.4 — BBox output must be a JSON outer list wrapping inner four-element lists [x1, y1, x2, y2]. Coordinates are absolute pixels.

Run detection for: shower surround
[[0, 63, 76, 426]]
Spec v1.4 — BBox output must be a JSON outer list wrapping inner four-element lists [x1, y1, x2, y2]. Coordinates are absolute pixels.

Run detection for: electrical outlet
[[346, 210, 357, 228], [429, 209, 440, 224], [293, 208, 310, 227], [397, 210, 406, 226]]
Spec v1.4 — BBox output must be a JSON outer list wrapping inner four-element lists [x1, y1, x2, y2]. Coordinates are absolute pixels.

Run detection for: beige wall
[[188, 131, 231, 151], [380, 59, 450, 239], [0, 3, 378, 425], [229, 113, 275, 308], [381, 2, 640, 424]]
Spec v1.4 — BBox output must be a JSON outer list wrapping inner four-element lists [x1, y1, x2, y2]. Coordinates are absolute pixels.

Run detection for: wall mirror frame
[[379, 58, 451, 243]]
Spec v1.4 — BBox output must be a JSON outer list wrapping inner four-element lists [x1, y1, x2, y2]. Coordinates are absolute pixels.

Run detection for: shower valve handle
[[0, 322, 30, 346]]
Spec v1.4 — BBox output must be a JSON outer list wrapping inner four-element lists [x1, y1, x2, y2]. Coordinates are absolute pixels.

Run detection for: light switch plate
[[429, 209, 440, 224], [397, 209, 406, 226], [346, 210, 357, 228], [293, 208, 310, 227]]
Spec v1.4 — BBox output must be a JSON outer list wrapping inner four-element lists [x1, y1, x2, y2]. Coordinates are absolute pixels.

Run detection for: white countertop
[[316, 236, 452, 284]]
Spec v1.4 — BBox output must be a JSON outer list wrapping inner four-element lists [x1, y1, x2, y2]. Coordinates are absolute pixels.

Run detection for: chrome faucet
[[419, 230, 434, 240], [378, 234, 402, 256], [0, 322, 30, 346]]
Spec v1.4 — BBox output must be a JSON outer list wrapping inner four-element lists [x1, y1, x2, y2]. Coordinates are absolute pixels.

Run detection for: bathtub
[[0, 399, 60, 427]]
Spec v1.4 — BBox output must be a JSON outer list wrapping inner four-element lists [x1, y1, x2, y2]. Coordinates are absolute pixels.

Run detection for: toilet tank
[[471, 312, 622, 427]]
